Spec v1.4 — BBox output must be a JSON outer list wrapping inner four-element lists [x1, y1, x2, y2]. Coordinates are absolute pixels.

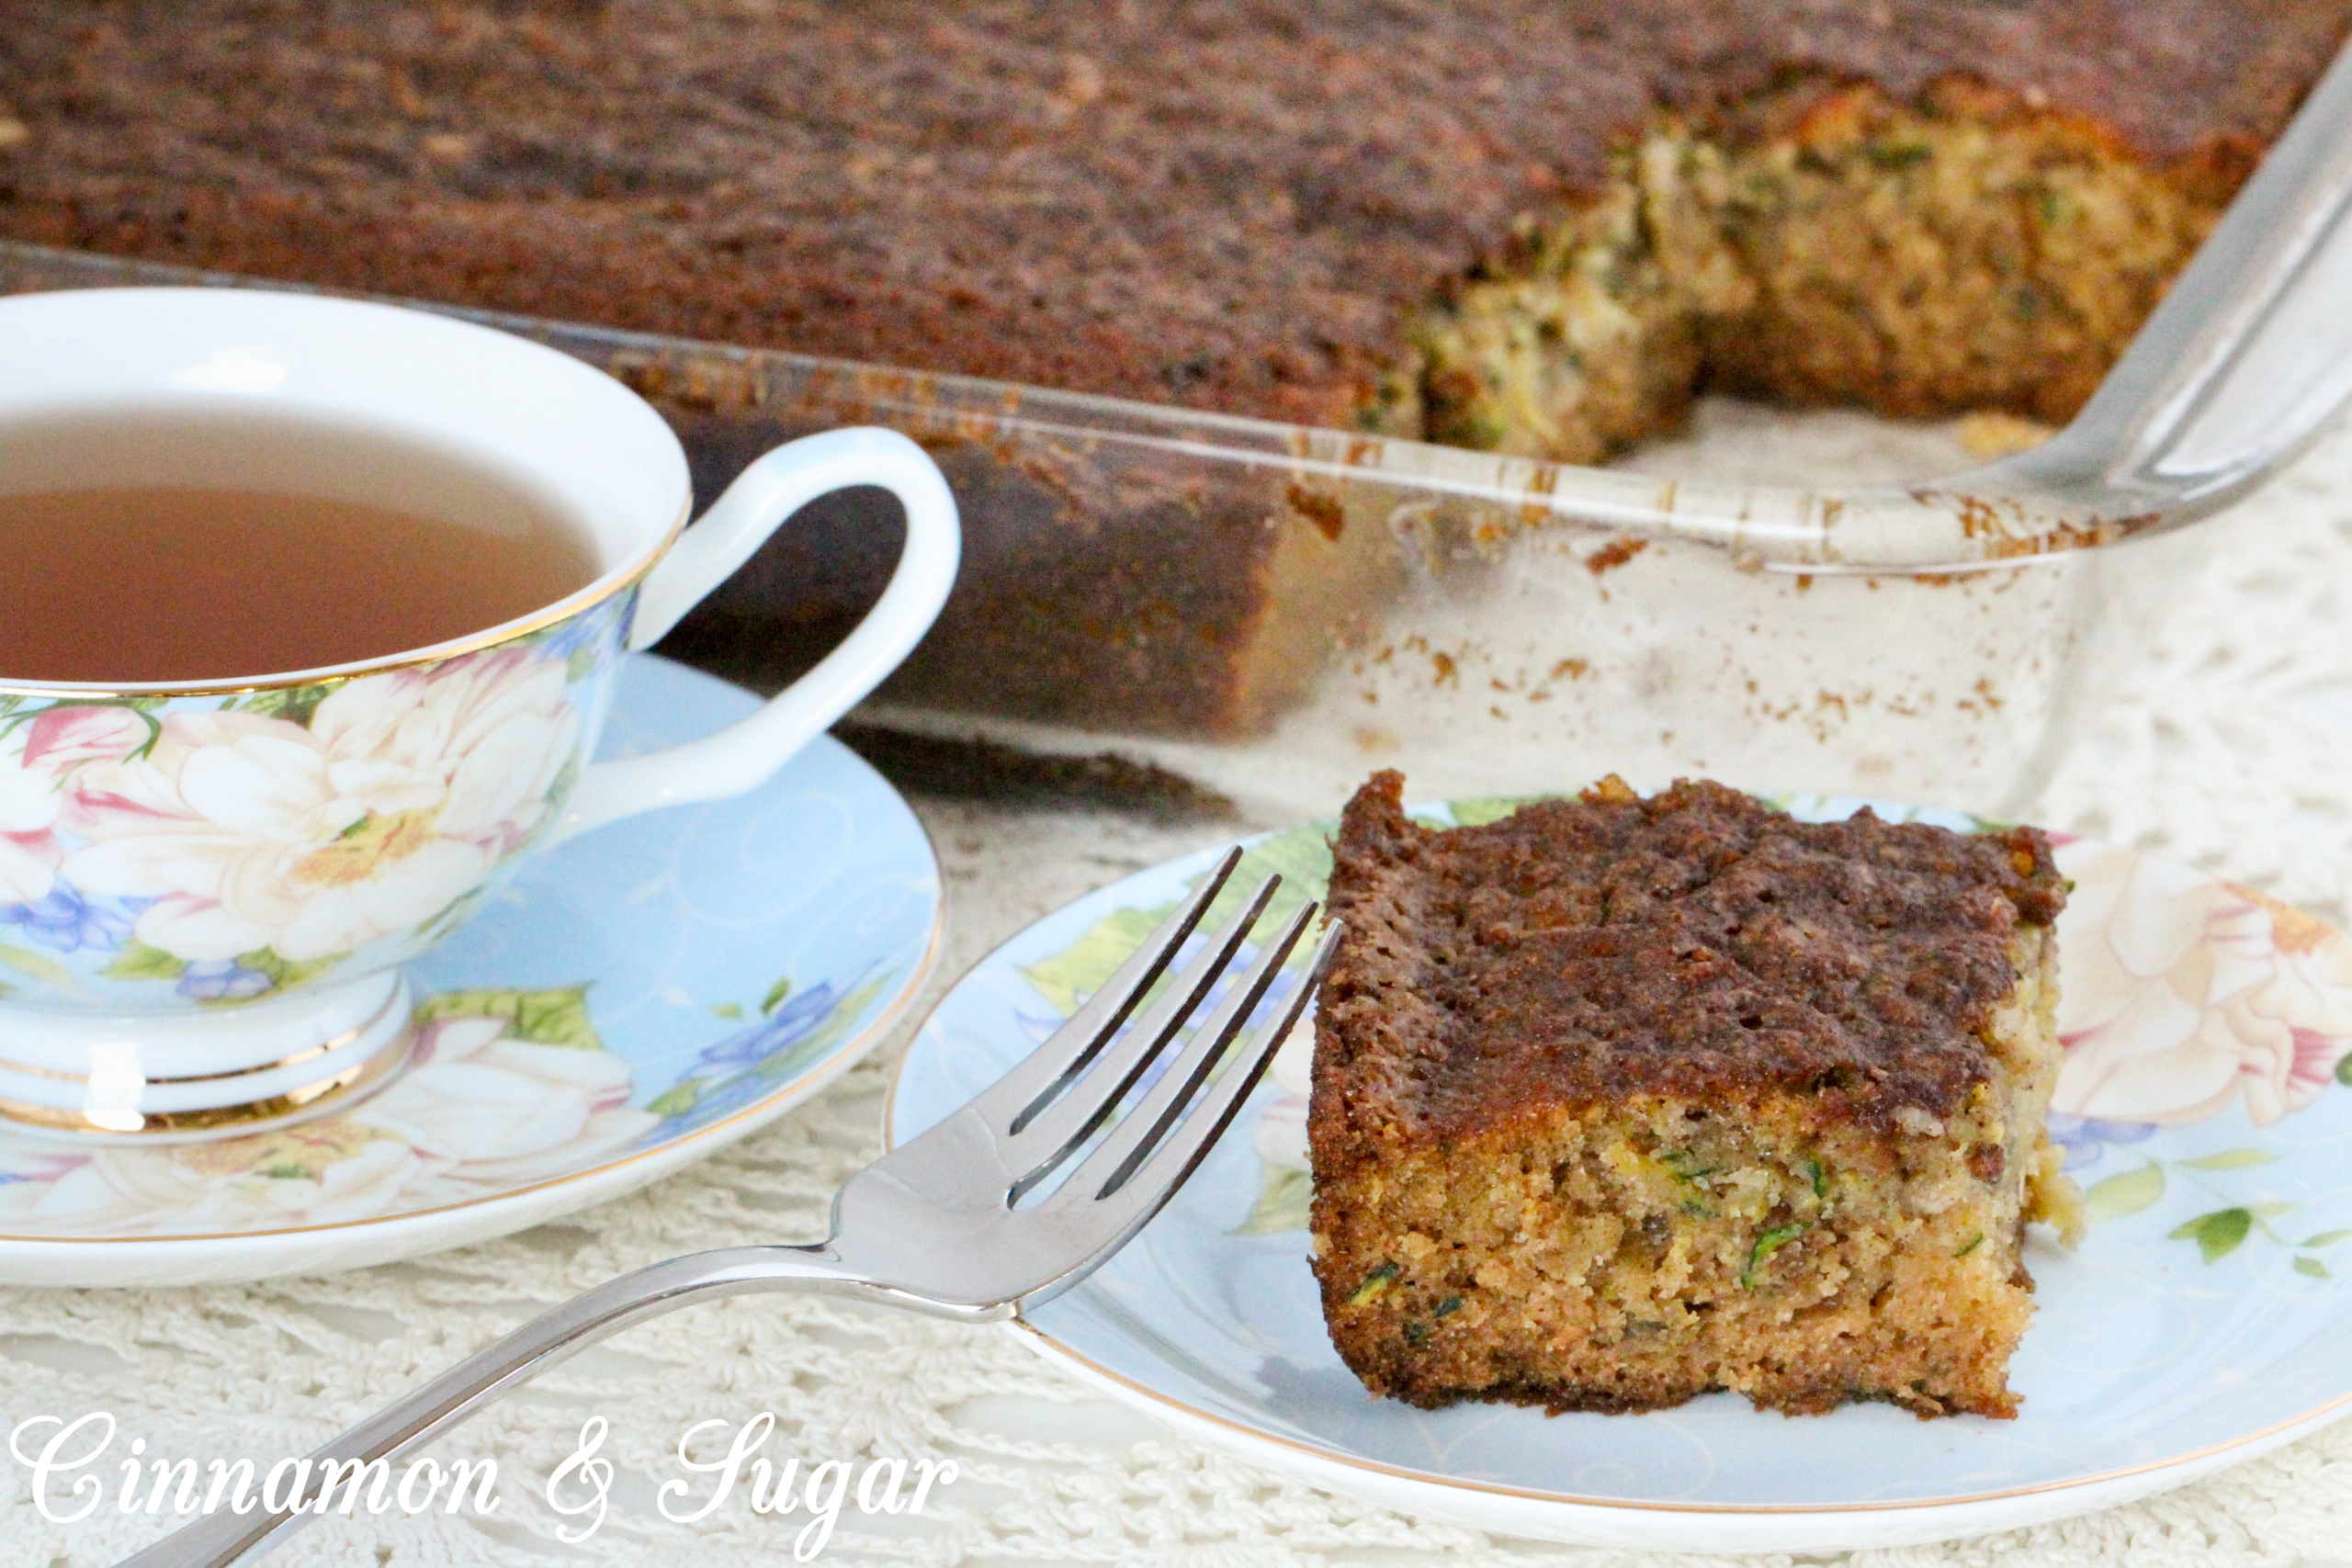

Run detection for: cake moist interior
[[1309, 773, 2082, 1418]]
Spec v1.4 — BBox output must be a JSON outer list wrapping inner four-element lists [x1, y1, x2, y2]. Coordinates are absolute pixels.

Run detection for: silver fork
[[121, 849, 1338, 1568]]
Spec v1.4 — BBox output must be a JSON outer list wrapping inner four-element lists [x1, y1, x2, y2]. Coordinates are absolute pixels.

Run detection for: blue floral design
[[2047, 1111, 2157, 1169], [698, 978, 854, 1070], [178, 960, 274, 1002], [663, 1069, 777, 1129], [0, 884, 134, 953], [537, 593, 632, 669], [649, 965, 886, 1129]]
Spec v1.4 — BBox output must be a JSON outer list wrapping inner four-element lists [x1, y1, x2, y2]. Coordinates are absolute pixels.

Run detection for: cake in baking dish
[[1308, 772, 2079, 1417], [4, 5, 2346, 743], [1, 2, 2345, 463]]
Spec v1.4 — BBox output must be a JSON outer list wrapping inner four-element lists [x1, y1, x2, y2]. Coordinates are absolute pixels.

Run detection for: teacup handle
[[548, 426, 960, 843]]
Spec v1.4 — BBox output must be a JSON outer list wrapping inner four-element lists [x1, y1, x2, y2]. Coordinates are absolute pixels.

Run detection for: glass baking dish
[[6, 44, 2350, 823]]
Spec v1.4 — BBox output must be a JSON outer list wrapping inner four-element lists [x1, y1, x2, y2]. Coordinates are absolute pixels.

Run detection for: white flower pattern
[[2052, 840, 2352, 1128], [59, 648, 578, 964], [0, 1011, 657, 1236]]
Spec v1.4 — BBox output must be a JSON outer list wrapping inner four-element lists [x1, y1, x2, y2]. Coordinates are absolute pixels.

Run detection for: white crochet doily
[[11, 406, 2352, 1568]]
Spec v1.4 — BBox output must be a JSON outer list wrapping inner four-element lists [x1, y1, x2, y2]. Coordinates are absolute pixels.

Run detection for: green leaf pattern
[[232, 682, 339, 728], [1238, 1168, 1312, 1236], [2110, 1150, 2346, 1279], [1021, 903, 1171, 1019], [2179, 1149, 2278, 1170], [0, 942, 74, 992], [2083, 1163, 2165, 1222], [2171, 1208, 2254, 1264], [415, 986, 603, 1050], [101, 941, 186, 981]]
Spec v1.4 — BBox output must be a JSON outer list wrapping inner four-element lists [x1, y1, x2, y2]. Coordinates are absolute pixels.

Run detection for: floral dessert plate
[[0, 656, 940, 1289], [889, 797, 2352, 1553]]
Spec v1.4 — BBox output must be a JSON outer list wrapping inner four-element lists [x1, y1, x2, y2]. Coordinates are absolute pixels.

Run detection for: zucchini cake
[[1309, 772, 2079, 1418], [2, 4, 2344, 740], [0, 3, 2343, 461]]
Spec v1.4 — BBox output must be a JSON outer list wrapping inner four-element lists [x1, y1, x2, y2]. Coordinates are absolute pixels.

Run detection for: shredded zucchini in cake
[[1397, 79, 2226, 461]]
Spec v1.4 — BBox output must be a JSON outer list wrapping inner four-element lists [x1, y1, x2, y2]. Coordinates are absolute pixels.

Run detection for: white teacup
[[0, 288, 959, 1139]]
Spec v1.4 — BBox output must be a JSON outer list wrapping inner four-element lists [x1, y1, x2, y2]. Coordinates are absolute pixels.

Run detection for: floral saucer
[[0, 656, 940, 1289], [889, 796, 2352, 1553]]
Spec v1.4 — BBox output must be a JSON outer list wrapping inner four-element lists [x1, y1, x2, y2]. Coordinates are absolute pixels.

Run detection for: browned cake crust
[[5, 6, 2346, 745], [1317, 773, 2064, 1145], [1, 2, 2344, 431], [1309, 772, 2074, 1418]]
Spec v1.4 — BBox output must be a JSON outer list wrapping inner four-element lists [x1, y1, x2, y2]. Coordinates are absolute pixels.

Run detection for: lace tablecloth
[[12, 408, 2352, 1568]]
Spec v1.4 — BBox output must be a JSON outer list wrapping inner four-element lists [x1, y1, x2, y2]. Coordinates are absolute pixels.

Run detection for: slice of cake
[[1308, 772, 2078, 1419]]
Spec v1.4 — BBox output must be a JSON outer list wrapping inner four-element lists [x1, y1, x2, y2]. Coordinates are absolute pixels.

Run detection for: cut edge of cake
[[1307, 771, 2083, 1420]]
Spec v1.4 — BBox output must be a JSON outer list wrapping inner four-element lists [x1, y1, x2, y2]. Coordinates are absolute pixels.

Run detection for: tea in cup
[[0, 287, 959, 1138]]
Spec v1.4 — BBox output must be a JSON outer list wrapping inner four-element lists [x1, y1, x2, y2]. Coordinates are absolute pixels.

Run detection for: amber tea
[[0, 485, 602, 683]]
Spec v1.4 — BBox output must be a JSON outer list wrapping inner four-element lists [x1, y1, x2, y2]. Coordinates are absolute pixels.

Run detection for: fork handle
[[116, 1243, 1002, 1568]]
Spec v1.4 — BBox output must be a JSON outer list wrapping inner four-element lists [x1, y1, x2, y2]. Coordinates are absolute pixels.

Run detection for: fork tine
[[1004, 873, 1282, 1200], [1014, 920, 1341, 1312], [1103, 919, 1341, 1214], [1049, 901, 1329, 1212], [962, 847, 1241, 1132], [1098, 919, 1343, 1218]]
